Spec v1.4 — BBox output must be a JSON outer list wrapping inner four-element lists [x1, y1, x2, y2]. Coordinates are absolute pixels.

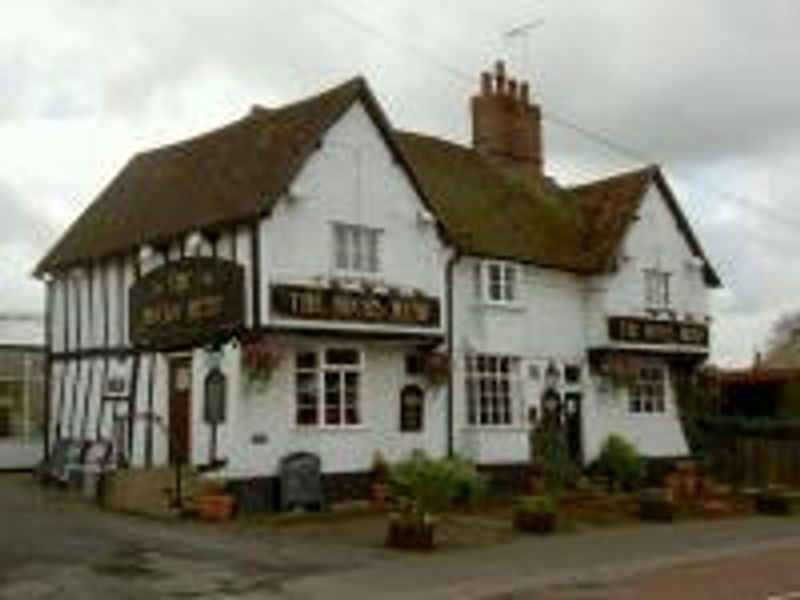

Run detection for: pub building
[[36, 61, 719, 509]]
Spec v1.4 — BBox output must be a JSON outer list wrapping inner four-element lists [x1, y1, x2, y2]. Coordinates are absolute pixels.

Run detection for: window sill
[[461, 425, 527, 433], [291, 424, 369, 432], [475, 300, 527, 312]]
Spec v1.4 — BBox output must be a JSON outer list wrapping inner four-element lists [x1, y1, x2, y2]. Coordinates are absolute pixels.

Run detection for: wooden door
[[168, 357, 192, 465], [564, 392, 583, 466]]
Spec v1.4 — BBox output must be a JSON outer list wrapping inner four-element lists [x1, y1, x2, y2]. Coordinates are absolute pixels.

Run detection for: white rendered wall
[[260, 102, 449, 336], [451, 257, 588, 466]]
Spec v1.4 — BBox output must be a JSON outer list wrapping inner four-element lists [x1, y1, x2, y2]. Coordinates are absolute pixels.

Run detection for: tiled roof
[[36, 77, 720, 287]]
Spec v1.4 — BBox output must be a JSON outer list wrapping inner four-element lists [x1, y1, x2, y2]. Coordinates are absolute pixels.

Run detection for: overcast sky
[[1, 0, 797, 366]]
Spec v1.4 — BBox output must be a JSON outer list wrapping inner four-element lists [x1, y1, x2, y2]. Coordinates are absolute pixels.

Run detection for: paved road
[[526, 547, 800, 599], [1, 474, 800, 599], [0, 474, 385, 599]]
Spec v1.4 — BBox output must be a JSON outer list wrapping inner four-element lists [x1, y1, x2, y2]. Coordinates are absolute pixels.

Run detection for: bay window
[[465, 354, 519, 426]]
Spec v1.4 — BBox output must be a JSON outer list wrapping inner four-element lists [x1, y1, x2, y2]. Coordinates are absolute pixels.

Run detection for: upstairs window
[[482, 261, 519, 304], [644, 269, 671, 309], [333, 223, 381, 274]]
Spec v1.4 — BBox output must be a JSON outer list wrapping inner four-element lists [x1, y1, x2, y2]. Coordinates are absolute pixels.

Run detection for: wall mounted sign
[[271, 284, 440, 328], [608, 317, 709, 347], [103, 357, 133, 399], [130, 257, 245, 350]]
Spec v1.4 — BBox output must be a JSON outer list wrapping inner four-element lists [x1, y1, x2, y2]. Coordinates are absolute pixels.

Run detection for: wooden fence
[[689, 418, 800, 487]]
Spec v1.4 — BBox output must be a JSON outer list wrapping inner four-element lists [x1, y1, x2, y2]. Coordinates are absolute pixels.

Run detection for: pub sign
[[608, 317, 709, 348], [271, 284, 440, 328], [130, 257, 245, 350]]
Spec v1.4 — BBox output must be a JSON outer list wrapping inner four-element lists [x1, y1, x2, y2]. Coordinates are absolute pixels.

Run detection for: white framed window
[[629, 364, 667, 414], [295, 348, 362, 427], [465, 354, 519, 426], [644, 269, 671, 309], [481, 260, 519, 304], [333, 223, 381, 274]]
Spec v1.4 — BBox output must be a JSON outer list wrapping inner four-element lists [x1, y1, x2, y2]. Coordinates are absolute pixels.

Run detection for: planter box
[[195, 494, 236, 521], [755, 490, 800, 516], [513, 510, 557, 534], [638, 490, 676, 522], [386, 520, 435, 550]]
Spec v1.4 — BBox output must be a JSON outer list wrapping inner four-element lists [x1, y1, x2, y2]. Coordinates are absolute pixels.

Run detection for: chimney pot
[[520, 82, 530, 105], [481, 72, 492, 96], [508, 78, 518, 99], [494, 61, 507, 94]]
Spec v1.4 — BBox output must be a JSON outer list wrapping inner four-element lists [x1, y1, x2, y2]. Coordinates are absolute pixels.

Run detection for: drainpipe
[[445, 251, 460, 458]]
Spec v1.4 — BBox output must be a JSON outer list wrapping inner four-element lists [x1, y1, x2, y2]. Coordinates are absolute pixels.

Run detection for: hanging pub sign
[[130, 257, 245, 350], [608, 316, 709, 348], [271, 284, 440, 328]]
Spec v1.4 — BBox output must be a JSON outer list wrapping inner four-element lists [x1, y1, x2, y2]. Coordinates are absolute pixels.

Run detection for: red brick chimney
[[471, 61, 543, 184]]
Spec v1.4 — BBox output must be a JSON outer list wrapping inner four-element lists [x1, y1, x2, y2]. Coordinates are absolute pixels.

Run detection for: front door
[[564, 392, 583, 465], [168, 356, 192, 465]]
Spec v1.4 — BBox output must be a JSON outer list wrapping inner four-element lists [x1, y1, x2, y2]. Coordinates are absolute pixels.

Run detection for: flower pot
[[638, 490, 676, 522], [513, 510, 558, 534], [371, 482, 389, 513], [196, 494, 235, 521], [386, 519, 435, 550]]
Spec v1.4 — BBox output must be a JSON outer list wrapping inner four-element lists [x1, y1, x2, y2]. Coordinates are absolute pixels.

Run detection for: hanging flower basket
[[241, 337, 283, 383], [421, 350, 450, 386]]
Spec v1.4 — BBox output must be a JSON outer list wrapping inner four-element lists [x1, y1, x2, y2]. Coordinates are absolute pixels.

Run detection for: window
[[465, 354, 519, 426], [333, 223, 381, 274], [295, 348, 361, 427], [644, 269, 671, 309], [0, 350, 44, 440], [400, 385, 424, 432], [482, 261, 518, 304], [629, 364, 667, 414]]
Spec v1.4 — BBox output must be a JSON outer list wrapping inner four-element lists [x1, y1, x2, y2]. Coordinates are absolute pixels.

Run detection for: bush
[[388, 451, 485, 520], [513, 495, 559, 534], [592, 435, 644, 492]]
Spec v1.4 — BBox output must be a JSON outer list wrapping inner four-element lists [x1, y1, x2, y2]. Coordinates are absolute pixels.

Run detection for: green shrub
[[388, 451, 485, 521], [513, 494, 559, 534], [593, 435, 644, 492]]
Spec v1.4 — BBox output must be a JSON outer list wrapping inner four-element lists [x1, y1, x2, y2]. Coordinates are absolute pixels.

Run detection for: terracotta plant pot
[[513, 510, 558, 534], [386, 518, 435, 550], [638, 490, 676, 522], [196, 494, 235, 521], [370, 482, 389, 513]]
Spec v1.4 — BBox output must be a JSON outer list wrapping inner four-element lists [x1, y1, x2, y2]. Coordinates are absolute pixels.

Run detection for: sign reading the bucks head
[[130, 257, 245, 350]]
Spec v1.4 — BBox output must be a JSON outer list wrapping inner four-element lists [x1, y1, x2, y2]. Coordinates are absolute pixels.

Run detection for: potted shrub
[[755, 487, 800, 516], [370, 451, 390, 512], [421, 350, 450, 386], [638, 488, 677, 522], [591, 435, 644, 493], [386, 451, 484, 550], [241, 337, 283, 384], [513, 495, 559, 534]]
